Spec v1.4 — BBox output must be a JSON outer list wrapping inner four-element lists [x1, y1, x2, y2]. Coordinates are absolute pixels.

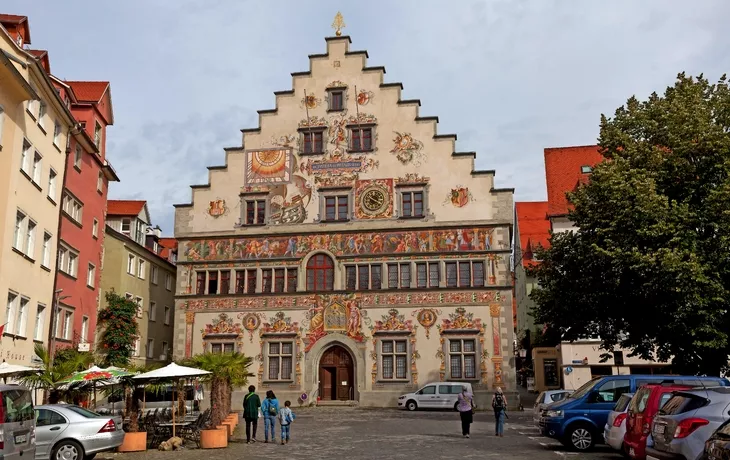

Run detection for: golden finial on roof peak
[[332, 11, 345, 37]]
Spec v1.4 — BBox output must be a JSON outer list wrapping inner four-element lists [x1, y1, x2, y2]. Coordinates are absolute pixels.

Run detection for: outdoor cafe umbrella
[[133, 363, 210, 437], [60, 366, 134, 407], [0, 361, 40, 383]]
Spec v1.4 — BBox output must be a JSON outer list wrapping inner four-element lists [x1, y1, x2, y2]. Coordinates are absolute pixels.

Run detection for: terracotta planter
[[226, 415, 238, 426], [221, 421, 235, 436], [117, 432, 147, 452], [200, 429, 228, 449]]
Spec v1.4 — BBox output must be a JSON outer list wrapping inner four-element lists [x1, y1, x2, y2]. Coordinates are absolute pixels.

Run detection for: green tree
[[182, 352, 253, 427], [531, 73, 730, 376], [98, 291, 139, 367], [20, 343, 94, 402]]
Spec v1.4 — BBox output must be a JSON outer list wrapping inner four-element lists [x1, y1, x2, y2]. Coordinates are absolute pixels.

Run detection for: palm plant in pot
[[182, 352, 252, 448]]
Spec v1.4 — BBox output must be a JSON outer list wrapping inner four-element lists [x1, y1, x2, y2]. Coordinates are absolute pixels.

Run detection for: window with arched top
[[306, 254, 334, 291]]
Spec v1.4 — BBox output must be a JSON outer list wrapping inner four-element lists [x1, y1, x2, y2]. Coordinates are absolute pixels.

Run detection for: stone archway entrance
[[318, 345, 354, 401]]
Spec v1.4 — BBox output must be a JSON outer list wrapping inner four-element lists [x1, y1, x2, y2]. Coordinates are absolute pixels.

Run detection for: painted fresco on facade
[[180, 227, 495, 261], [239, 312, 262, 342], [445, 186, 474, 208], [356, 89, 373, 106], [261, 311, 299, 334], [370, 308, 414, 333], [245, 148, 293, 185], [302, 294, 370, 351], [413, 308, 441, 338], [369, 309, 418, 385], [395, 173, 430, 186], [390, 132, 425, 165], [354, 179, 394, 219], [201, 313, 243, 336], [207, 199, 227, 218], [301, 93, 321, 109]]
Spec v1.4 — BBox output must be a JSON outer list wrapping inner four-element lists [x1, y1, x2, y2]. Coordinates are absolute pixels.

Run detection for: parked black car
[[705, 418, 730, 460]]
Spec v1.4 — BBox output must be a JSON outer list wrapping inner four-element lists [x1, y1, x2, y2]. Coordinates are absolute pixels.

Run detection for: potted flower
[[182, 352, 252, 448]]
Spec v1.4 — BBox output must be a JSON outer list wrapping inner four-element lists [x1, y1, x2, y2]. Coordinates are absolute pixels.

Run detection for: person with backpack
[[492, 387, 508, 437], [243, 385, 261, 444], [456, 386, 475, 438], [261, 390, 280, 443]]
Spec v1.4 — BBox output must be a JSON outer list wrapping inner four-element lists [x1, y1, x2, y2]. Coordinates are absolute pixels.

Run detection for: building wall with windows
[[0, 15, 77, 365], [98, 224, 176, 367], [52, 79, 118, 350], [173, 34, 516, 408]]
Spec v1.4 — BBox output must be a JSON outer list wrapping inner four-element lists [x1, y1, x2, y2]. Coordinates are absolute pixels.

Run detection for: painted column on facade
[[490, 303, 503, 387], [185, 311, 195, 358]]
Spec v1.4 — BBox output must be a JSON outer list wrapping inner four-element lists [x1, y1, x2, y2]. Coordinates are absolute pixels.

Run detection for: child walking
[[278, 400, 294, 444]]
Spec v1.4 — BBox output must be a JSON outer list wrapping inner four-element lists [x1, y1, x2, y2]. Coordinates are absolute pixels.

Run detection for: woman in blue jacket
[[261, 390, 280, 443]]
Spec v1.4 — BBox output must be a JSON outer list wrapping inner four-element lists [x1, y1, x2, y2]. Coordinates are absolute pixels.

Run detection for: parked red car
[[624, 383, 694, 459]]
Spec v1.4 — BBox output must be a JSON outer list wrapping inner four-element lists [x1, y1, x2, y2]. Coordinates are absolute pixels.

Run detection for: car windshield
[[65, 406, 102, 418], [569, 377, 602, 399]]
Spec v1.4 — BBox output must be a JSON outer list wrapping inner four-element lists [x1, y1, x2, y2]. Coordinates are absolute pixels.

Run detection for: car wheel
[[567, 425, 595, 451], [53, 440, 84, 460], [454, 402, 459, 412], [406, 400, 418, 411]]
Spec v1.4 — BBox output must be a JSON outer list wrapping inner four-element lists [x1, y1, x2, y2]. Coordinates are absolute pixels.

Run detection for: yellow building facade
[[173, 32, 516, 408]]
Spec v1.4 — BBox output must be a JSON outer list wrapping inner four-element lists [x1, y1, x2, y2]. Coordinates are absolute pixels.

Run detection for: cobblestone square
[[109, 408, 624, 460]]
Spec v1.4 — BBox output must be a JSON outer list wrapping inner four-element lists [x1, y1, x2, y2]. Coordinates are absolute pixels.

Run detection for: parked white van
[[398, 382, 473, 411]]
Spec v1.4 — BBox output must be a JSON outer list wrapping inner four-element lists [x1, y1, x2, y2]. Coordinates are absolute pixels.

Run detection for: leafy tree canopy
[[531, 73, 730, 376]]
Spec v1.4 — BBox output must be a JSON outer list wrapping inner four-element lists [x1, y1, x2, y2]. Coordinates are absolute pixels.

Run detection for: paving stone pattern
[[108, 408, 624, 460]]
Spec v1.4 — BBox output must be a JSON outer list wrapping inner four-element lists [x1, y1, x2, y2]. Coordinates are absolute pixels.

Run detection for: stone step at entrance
[[316, 400, 358, 407]]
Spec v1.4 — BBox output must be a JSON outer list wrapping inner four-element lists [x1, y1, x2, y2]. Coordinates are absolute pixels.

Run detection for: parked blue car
[[538, 375, 729, 452]]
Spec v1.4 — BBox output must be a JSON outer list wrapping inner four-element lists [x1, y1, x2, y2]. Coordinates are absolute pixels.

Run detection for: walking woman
[[456, 386, 475, 438], [261, 390, 280, 443], [492, 387, 508, 437]]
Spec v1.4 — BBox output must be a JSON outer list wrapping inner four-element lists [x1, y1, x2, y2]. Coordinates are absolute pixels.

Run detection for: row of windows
[[133, 337, 169, 360], [127, 252, 173, 290], [301, 126, 373, 154], [123, 293, 172, 325], [20, 140, 59, 203], [26, 99, 63, 149], [207, 337, 479, 382], [194, 258, 489, 295], [242, 190, 425, 227]]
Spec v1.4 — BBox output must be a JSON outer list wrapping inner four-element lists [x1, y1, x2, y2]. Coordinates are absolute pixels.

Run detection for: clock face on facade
[[360, 186, 389, 215]]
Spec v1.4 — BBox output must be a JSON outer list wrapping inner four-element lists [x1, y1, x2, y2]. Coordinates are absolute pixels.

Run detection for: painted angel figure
[[347, 304, 362, 336]]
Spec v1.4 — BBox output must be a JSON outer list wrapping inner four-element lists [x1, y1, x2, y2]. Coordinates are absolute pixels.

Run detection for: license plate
[[14, 434, 26, 444]]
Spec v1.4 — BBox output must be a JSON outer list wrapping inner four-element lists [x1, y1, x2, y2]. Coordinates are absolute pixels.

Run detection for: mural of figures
[[181, 227, 496, 262], [303, 294, 369, 351]]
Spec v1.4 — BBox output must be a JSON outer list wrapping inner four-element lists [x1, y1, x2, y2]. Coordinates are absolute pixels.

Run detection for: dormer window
[[581, 165, 593, 174], [349, 126, 373, 152], [328, 90, 345, 111], [121, 218, 131, 235], [94, 122, 102, 149]]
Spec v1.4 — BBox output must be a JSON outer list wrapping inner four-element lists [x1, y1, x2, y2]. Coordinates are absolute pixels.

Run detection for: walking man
[[243, 385, 261, 444]]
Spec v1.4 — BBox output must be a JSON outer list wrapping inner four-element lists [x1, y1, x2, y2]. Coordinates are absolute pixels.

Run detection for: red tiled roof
[[65, 81, 109, 102], [158, 238, 177, 260], [107, 200, 146, 216], [0, 14, 27, 24], [515, 201, 550, 268], [27, 49, 46, 58], [544, 145, 604, 217]]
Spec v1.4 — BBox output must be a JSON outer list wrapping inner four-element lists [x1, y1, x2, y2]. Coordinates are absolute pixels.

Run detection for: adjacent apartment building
[[514, 145, 670, 391], [173, 31, 516, 408], [99, 201, 176, 367], [51, 79, 118, 350], [0, 15, 80, 365]]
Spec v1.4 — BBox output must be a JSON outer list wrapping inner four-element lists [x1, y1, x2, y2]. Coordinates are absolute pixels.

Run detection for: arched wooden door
[[318, 345, 354, 401]]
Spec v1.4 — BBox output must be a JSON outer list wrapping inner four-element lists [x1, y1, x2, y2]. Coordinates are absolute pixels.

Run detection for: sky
[[5, 0, 730, 235]]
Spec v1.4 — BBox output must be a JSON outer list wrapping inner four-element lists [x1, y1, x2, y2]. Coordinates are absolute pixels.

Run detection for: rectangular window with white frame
[[48, 169, 57, 202], [164, 306, 171, 325], [25, 219, 36, 259], [14, 210, 26, 252], [345, 264, 383, 291], [60, 310, 73, 340], [94, 122, 102, 149], [445, 261, 485, 288], [15, 297, 28, 338], [135, 297, 143, 318], [42, 232, 52, 268], [151, 266, 158, 285], [62, 193, 83, 224], [32, 151, 42, 184], [58, 244, 79, 277], [379, 338, 409, 381], [266, 341, 294, 381], [210, 342, 234, 354], [92, 218, 98, 239], [20, 140, 32, 176], [165, 273, 172, 291], [387, 263, 412, 289], [121, 218, 131, 235], [161, 341, 169, 360], [150, 302, 157, 322], [87, 263, 96, 288], [97, 171, 103, 192], [38, 102, 46, 130], [147, 339, 154, 359], [5, 292, 18, 335], [449, 338, 478, 380], [127, 254, 135, 276], [53, 121, 62, 147], [242, 198, 266, 225], [137, 259, 145, 279], [81, 316, 89, 343], [74, 145, 82, 169], [133, 338, 140, 357], [34, 304, 45, 341]]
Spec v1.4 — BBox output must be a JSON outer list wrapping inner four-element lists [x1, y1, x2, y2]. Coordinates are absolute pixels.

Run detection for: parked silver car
[[533, 390, 571, 424], [0, 385, 35, 460], [647, 387, 730, 460], [604, 392, 633, 452], [34, 405, 124, 460]]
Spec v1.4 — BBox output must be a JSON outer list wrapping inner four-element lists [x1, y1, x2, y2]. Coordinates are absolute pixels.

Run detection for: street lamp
[[49, 289, 70, 369]]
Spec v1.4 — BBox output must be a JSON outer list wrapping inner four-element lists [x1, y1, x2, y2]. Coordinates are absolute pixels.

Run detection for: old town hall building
[[173, 27, 516, 407]]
